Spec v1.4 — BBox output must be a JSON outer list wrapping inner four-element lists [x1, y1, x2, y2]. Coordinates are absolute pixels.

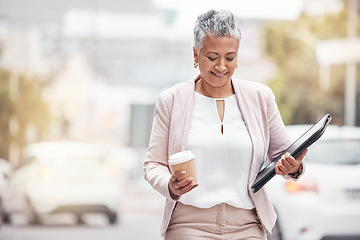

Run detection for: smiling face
[[194, 35, 239, 95]]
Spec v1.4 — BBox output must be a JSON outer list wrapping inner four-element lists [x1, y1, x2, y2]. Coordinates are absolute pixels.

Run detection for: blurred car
[[2, 141, 122, 225], [266, 125, 360, 240], [0, 158, 12, 221]]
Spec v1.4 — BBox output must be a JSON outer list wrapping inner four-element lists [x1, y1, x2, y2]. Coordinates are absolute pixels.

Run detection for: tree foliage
[[262, 7, 359, 125], [0, 68, 51, 161], [0, 69, 13, 160]]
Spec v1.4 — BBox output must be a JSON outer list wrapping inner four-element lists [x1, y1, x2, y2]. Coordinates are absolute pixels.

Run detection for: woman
[[144, 10, 307, 239]]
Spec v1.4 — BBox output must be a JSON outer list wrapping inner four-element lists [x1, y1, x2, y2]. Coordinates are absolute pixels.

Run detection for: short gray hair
[[193, 10, 241, 52]]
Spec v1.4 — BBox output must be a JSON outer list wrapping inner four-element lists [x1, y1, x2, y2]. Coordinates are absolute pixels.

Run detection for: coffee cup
[[169, 150, 197, 183]]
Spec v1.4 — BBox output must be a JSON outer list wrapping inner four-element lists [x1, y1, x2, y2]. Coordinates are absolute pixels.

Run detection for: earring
[[194, 62, 199, 68]]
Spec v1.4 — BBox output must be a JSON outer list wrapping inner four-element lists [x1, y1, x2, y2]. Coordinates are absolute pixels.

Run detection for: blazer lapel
[[170, 76, 198, 155], [181, 79, 196, 151]]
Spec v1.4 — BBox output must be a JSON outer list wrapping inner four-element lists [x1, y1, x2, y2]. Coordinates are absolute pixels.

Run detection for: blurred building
[[0, 0, 155, 30], [0, 0, 280, 88], [0, 0, 195, 88], [0, 0, 189, 150], [0, 0, 305, 149], [0, 0, 351, 174]]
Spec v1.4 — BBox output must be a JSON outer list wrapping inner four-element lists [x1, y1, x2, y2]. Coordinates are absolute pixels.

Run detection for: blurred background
[[0, 0, 359, 240]]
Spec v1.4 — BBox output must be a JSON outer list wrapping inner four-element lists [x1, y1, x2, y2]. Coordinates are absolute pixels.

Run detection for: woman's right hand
[[168, 171, 199, 199]]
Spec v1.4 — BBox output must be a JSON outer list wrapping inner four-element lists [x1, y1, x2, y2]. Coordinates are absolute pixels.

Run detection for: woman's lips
[[211, 71, 227, 77]]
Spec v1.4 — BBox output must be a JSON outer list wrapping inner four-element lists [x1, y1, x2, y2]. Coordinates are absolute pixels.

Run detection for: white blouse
[[180, 92, 254, 209]]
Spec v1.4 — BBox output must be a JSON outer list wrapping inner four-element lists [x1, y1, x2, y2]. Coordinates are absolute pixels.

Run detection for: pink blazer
[[144, 76, 300, 236]]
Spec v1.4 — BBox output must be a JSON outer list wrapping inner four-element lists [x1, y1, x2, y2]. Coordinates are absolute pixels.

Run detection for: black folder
[[251, 114, 332, 193]]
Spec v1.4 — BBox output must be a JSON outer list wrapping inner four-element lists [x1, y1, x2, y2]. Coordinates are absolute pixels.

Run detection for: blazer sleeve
[[143, 95, 174, 201], [266, 88, 305, 180]]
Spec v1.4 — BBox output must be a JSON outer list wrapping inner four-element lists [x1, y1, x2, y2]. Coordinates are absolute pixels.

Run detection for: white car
[[2, 141, 122, 225], [266, 125, 360, 240]]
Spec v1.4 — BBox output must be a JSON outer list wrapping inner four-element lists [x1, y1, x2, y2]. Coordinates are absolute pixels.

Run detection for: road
[[0, 179, 164, 240], [0, 214, 163, 240]]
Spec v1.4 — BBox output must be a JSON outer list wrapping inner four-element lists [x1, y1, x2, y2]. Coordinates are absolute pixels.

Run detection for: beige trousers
[[165, 202, 267, 240]]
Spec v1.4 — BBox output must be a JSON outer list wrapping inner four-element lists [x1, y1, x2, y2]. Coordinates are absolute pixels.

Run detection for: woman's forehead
[[201, 35, 239, 53]]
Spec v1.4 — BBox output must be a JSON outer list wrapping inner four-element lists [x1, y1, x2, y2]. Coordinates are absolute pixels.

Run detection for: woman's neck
[[195, 78, 234, 98]]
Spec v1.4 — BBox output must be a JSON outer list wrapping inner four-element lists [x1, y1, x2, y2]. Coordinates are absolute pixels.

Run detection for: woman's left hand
[[275, 149, 308, 176]]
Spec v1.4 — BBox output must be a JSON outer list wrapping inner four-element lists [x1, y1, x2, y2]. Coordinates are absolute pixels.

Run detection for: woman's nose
[[215, 60, 226, 72]]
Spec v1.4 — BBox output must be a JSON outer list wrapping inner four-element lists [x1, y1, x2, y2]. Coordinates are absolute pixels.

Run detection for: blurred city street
[[0, 178, 164, 240], [0, 0, 359, 240]]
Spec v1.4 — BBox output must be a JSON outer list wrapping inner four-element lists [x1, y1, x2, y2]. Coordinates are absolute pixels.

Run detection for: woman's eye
[[206, 57, 235, 61], [207, 57, 217, 61]]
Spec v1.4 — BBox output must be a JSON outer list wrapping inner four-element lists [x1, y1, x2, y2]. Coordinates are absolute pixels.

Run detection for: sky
[[154, 0, 304, 20], [62, 0, 344, 39]]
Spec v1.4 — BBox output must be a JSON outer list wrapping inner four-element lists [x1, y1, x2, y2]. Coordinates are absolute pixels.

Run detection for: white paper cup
[[169, 150, 197, 183]]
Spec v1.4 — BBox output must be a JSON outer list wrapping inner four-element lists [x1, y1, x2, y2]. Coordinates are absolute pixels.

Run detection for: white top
[[180, 92, 254, 209]]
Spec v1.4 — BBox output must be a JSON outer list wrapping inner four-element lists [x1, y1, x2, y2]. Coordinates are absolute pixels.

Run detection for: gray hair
[[193, 10, 241, 52]]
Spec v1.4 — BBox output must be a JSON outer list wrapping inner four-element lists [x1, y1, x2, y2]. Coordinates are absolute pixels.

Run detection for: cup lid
[[168, 150, 195, 165]]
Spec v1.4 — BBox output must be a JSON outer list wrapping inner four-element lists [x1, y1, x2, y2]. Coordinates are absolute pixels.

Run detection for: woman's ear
[[193, 47, 198, 63]]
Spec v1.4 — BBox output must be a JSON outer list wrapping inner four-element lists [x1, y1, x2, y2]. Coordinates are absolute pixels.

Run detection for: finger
[[177, 177, 194, 188], [275, 161, 285, 175], [282, 154, 295, 169], [280, 154, 291, 173], [172, 181, 195, 196], [169, 171, 186, 194], [169, 181, 185, 195], [276, 167, 286, 175], [178, 181, 199, 195], [278, 162, 288, 174], [171, 171, 186, 182], [172, 179, 186, 191], [296, 149, 308, 161], [274, 163, 279, 174], [283, 153, 302, 169], [279, 154, 290, 169]]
